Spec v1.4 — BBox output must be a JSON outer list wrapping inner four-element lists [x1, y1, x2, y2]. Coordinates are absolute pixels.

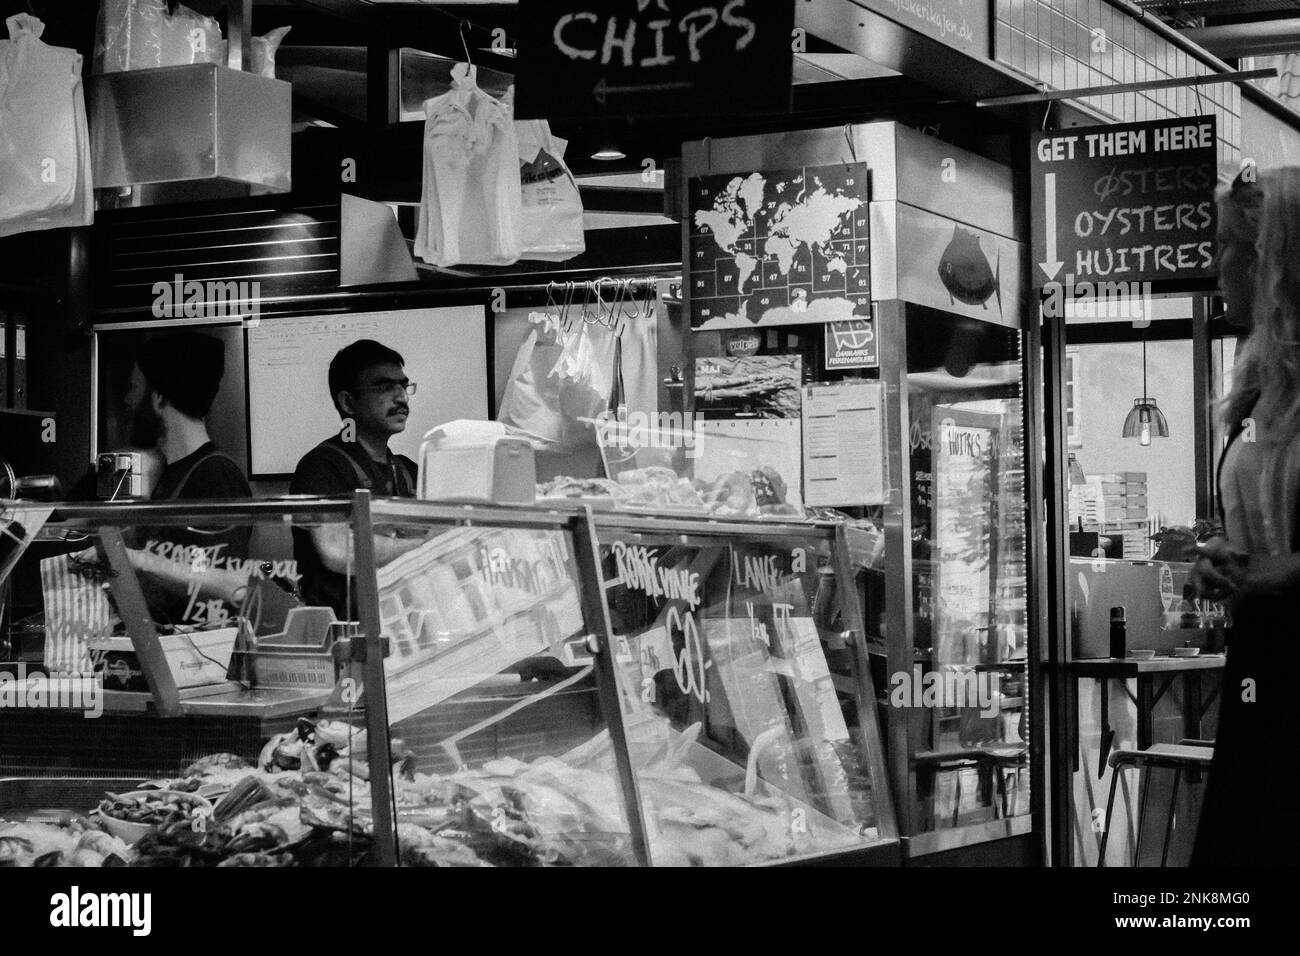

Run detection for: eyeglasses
[[351, 380, 417, 397]]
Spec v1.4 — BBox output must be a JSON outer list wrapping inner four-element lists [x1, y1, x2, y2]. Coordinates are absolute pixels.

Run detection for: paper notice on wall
[[801, 381, 885, 506]]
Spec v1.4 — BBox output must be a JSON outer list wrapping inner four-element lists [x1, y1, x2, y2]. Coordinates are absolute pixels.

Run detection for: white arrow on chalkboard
[[594, 76, 696, 106], [1039, 172, 1065, 281]]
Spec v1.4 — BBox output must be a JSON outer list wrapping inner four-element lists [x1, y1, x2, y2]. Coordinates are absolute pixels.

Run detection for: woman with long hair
[[1190, 165, 1299, 866]]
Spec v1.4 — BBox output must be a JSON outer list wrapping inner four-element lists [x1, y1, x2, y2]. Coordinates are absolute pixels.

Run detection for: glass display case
[[360, 500, 897, 867], [0, 495, 897, 867], [868, 302, 1033, 856], [0, 498, 378, 867]]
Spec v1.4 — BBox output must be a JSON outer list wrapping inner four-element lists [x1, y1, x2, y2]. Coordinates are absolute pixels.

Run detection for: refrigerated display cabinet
[[0, 495, 898, 866]]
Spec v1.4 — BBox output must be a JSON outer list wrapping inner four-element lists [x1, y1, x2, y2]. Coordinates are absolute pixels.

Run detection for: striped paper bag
[[40, 550, 116, 676]]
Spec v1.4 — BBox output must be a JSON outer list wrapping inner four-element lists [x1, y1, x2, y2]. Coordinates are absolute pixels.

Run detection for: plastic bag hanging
[[93, 0, 223, 73], [517, 117, 586, 262], [0, 14, 94, 236]]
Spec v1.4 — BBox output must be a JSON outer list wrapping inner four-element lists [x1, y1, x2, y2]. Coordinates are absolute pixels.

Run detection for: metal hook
[[561, 281, 575, 333], [459, 19, 474, 66], [580, 280, 596, 326], [594, 277, 614, 329], [544, 281, 563, 334], [615, 278, 637, 333], [609, 277, 627, 331]]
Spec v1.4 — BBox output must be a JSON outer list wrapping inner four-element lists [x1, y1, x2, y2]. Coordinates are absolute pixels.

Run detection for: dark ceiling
[[1135, 0, 1300, 27], [7, 0, 1300, 177]]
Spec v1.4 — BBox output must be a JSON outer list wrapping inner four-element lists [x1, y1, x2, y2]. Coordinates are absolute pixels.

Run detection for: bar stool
[[914, 750, 988, 828], [1097, 743, 1214, 867], [985, 745, 1029, 818]]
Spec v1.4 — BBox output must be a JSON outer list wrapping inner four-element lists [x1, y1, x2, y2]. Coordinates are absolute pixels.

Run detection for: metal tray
[[0, 777, 142, 824]]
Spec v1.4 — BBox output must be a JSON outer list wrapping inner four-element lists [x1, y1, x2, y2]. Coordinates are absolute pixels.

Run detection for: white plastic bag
[[516, 118, 586, 262], [41, 551, 118, 677], [93, 0, 223, 74], [499, 295, 658, 458], [0, 14, 93, 236], [252, 25, 291, 79], [498, 324, 568, 447], [216, 25, 293, 78]]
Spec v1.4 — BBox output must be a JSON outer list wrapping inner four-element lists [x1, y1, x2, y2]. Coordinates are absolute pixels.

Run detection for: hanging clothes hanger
[[459, 18, 474, 66]]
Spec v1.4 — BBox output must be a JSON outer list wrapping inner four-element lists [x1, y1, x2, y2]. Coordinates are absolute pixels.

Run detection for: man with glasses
[[290, 340, 425, 617]]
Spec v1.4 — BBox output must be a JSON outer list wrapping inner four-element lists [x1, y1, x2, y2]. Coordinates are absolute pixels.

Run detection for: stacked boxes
[[1098, 472, 1149, 560], [1069, 472, 1151, 561], [1099, 472, 1148, 523]]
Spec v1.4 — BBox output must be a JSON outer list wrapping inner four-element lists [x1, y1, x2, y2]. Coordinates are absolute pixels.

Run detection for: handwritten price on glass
[[667, 606, 711, 705]]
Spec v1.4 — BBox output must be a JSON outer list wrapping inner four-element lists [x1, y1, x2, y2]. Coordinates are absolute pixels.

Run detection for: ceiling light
[[1121, 337, 1169, 446], [592, 145, 627, 161]]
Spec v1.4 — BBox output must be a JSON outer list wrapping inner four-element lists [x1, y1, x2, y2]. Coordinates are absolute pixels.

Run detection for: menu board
[[689, 163, 870, 329], [514, 0, 795, 121], [1031, 117, 1218, 286]]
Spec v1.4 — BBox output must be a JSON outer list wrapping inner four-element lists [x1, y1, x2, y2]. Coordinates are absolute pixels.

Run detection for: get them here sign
[[1030, 117, 1219, 288]]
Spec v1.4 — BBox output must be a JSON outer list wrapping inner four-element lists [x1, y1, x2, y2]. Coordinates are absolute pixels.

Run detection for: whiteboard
[[246, 307, 489, 477]]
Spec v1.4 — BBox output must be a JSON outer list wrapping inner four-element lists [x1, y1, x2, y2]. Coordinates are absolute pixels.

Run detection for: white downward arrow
[[1040, 172, 1064, 281]]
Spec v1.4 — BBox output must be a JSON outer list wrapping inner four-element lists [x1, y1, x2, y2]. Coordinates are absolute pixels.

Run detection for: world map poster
[[689, 163, 870, 330]]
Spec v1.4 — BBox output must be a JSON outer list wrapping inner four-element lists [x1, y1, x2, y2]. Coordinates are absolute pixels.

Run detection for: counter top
[[1062, 654, 1226, 677]]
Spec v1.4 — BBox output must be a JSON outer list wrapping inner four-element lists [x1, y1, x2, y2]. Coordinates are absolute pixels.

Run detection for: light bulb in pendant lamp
[[1122, 398, 1170, 446]]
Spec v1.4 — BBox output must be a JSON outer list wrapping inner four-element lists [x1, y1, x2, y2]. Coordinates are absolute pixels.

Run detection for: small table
[[1063, 655, 1225, 777]]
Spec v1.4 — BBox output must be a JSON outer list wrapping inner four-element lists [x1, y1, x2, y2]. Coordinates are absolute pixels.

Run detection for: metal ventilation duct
[[89, 63, 292, 208]]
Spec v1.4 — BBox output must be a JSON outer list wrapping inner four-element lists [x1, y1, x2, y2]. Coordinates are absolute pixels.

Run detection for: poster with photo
[[693, 356, 803, 510], [693, 355, 802, 420]]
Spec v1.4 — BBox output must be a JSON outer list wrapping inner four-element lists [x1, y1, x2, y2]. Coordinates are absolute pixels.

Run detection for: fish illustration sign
[[937, 225, 1001, 312]]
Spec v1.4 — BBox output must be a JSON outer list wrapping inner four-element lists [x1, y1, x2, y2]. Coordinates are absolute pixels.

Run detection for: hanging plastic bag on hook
[[0, 14, 94, 236], [516, 118, 586, 262]]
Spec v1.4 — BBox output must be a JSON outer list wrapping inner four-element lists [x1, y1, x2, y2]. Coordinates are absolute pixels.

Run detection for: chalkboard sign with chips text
[[514, 0, 794, 121]]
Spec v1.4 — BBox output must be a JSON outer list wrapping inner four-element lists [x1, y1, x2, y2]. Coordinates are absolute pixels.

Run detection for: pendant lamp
[[1121, 337, 1170, 446]]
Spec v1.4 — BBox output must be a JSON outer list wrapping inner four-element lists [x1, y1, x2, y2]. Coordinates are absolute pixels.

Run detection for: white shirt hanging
[[414, 63, 523, 267]]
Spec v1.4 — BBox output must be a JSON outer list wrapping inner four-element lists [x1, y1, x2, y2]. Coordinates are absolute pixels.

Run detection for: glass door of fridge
[[886, 304, 1031, 852]]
